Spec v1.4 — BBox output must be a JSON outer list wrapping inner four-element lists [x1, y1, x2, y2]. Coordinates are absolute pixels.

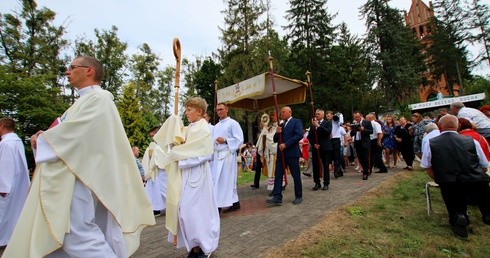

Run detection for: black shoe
[[322, 184, 329, 191], [222, 203, 240, 213], [153, 210, 161, 217], [282, 185, 286, 191], [302, 172, 312, 177], [222, 207, 236, 213], [375, 170, 388, 173], [312, 183, 321, 191], [197, 248, 207, 258], [293, 197, 303, 205], [334, 172, 339, 178], [187, 250, 198, 258], [452, 214, 468, 238], [269, 192, 274, 196], [266, 197, 282, 206], [362, 174, 368, 180], [250, 184, 259, 189]]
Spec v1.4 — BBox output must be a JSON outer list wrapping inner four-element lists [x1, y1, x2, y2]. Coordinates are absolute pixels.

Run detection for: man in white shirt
[[367, 114, 388, 174], [327, 111, 345, 178], [450, 101, 490, 143]]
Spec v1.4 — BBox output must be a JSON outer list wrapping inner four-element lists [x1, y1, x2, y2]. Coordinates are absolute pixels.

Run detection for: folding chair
[[425, 181, 439, 216]]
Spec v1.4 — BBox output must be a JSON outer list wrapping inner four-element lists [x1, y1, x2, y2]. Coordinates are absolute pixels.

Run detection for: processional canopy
[[216, 72, 307, 111]]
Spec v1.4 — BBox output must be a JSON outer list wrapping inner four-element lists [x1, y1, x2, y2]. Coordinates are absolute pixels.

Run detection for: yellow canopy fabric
[[216, 73, 307, 110]]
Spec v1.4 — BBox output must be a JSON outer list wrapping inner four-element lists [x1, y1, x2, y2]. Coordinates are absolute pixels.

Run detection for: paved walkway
[[132, 164, 404, 257]]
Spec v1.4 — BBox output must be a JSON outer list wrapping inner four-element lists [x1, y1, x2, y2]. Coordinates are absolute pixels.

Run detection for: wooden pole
[[214, 80, 218, 125], [173, 38, 181, 116], [172, 38, 181, 246], [306, 71, 323, 179], [268, 56, 288, 186]]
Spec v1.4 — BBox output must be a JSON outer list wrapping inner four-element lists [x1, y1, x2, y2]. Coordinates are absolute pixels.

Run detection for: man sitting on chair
[[421, 114, 490, 238]]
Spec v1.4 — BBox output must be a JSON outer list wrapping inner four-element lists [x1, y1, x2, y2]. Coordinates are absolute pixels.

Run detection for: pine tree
[[361, 0, 427, 110], [284, 0, 336, 71], [117, 82, 146, 147], [219, 0, 268, 142], [194, 57, 222, 117], [0, 0, 69, 144], [327, 23, 373, 115], [426, 0, 472, 94], [219, 0, 267, 84], [467, 0, 490, 66]]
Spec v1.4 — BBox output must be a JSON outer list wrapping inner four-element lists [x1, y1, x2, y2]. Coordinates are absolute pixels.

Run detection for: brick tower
[[403, 0, 460, 102]]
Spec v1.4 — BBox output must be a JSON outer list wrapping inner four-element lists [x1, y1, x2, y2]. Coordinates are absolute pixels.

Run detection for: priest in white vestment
[[2, 56, 155, 258], [211, 103, 244, 213], [161, 97, 219, 257], [0, 117, 30, 247], [256, 112, 280, 191]]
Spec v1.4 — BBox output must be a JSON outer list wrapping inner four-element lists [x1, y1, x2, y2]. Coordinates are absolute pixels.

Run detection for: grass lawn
[[237, 169, 263, 186], [274, 171, 490, 257]]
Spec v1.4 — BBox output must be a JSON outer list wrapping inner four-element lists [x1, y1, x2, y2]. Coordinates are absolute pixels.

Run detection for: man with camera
[[326, 111, 345, 178]]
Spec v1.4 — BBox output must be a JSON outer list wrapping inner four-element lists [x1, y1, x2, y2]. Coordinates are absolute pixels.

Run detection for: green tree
[[194, 57, 222, 118], [467, 0, 490, 66], [284, 0, 336, 72], [129, 43, 160, 108], [283, 0, 337, 121], [0, 0, 69, 144], [117, 82, 146, 147], [74, 25, 128, 98], [326, 23, 373, 116], [219, 0, 269, 142], [0, 0, 68, 80], [361, 0, 427, 111], [463, 76, 490, 104], [153, 66, 174, 121], [181, 57, 199, 99], [219, 0, 267, 83], [427, 0, 472, 95]]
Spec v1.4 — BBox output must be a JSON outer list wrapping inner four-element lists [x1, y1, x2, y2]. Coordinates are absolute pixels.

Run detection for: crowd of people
[[1, 55, 489, 257]]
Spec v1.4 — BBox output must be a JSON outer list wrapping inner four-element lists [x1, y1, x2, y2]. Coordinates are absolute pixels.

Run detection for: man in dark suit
[[311, 109, 332, 190], [350, 111, 373, 180], [267, 106, 304, 205], [421, 114, 490, 238]]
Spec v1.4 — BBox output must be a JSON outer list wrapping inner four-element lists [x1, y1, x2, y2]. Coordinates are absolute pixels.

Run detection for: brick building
[[403, 0, 460, 102]]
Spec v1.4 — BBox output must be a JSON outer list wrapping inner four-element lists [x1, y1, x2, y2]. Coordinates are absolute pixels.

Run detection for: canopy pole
[[268, 55, 288, 186], [306, 71, 323, 179], [214, 80, 218, 124]]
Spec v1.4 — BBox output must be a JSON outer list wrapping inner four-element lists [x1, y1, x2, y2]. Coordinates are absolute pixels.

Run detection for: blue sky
[[1, 0, 489, 76]]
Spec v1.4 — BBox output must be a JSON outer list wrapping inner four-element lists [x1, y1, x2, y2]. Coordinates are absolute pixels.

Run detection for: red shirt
[[459, 129, 490, 161]]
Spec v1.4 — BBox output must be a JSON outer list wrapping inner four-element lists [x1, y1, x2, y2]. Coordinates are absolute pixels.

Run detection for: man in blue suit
[[267, 106, 304, 205]]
